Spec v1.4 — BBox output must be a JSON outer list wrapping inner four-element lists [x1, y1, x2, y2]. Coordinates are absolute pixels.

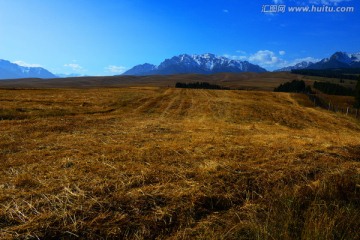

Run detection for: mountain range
[[275, 61, 315, 72], [1, 51, 360, 79], [306, 52, 360, 69], [275, 52, 360, 72], [0, 60, 57, 79], [123, 53, 267, 75]]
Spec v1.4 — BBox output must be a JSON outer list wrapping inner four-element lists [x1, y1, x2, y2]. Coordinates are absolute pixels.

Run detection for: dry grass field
[[1, 87, 360, 239]]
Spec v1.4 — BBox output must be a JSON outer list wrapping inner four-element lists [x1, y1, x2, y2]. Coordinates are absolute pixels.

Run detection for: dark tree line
[[313, 81, 354, 96], [175, 82, 230, 90], [274, 80, 311, 93], [274, 78, 360, 109], [292, 68, 360, 80]]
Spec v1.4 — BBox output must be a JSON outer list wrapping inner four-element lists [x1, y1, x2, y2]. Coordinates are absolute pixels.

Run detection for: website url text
[[262, 5, 355, 13]]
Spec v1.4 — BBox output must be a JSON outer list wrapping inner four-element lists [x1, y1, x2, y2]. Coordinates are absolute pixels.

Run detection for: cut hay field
[[1, 87, 360, 239]]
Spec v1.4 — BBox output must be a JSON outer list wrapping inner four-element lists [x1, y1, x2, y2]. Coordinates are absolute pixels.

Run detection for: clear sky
[[0, 0, 359, 75]]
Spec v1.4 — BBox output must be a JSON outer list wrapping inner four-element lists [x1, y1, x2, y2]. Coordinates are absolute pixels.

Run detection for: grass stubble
[[0, 87, 359, 239]]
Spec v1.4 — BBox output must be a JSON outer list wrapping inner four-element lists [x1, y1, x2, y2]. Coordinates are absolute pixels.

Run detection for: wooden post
[[346, 107, 349, 115], [328, 102, 331, 111]]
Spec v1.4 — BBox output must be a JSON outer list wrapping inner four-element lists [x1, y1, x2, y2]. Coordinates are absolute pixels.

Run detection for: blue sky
[[0, 0, 359, 75]]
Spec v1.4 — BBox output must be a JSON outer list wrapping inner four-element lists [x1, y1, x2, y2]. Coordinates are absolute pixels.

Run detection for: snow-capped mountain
[[307, 52, 360, 69], [274, 52, 360, 72], [275, 61, 315, 72], [0, 59, 57, 79], [123, 53, 267, 75]]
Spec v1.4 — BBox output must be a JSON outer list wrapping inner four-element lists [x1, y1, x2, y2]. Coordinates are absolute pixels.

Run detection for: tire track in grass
[[160, 89, 182, 118], [135, 89, 174, 114]]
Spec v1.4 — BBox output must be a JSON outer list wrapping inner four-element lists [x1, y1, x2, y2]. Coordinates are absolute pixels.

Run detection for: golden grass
[[0, 87, 359, 239]]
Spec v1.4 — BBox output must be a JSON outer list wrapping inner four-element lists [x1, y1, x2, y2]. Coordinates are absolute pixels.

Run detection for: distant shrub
[[274, 80, 310, 93], [175, 82, 230, 90], [313, 81, 354, 96]]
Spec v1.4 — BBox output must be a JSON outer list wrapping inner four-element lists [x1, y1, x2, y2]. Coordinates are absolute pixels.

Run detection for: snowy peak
[[296, 61, 315, 68], [309, 51, 360, 69], [275, 51, 360, 72], [329, 52, 360, 63], [330, 52, 353, 64], [123, 53, 267, 75], [0, 59, 56, 79], [349, 52, 360, 62]]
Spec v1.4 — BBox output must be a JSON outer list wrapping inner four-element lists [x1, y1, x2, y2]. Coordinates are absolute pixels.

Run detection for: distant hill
[[123, 53, 267, 75], [0, 59, 56, 79], [291, 68, 360, 81], [0, 72, 302, 91]]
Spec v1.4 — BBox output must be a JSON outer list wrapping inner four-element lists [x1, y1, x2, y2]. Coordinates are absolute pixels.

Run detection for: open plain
[[1, 87, 360, 239]]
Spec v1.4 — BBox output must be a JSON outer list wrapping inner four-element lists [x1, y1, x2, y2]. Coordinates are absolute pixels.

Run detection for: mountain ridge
[[275, 61, 315, 72], [275, 51, 360, 72], [308, 52, 360, 69], [123, 53, 267, 75], [0, 59, 57, 79]]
